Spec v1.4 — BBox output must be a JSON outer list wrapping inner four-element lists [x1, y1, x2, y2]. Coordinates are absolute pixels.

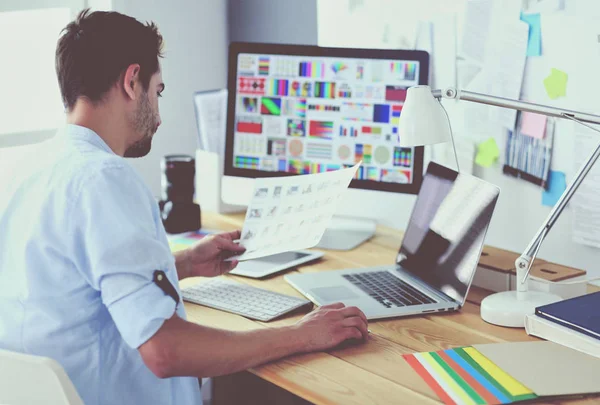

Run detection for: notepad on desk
[[526, 291, 600, 359], [535, 291, 600, 339]]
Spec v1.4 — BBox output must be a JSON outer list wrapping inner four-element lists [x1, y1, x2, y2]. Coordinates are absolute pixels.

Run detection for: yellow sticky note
[[464, 347, 534, 397], [543, 68, 568, 99], [475, 138, 499, 168]]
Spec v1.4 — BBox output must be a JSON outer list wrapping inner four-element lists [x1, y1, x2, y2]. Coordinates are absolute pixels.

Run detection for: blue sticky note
[[542, 171, 566, 207], [520, 12, 542, 57]]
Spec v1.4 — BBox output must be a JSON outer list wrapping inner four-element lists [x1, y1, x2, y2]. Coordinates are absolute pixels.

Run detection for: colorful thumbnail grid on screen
[[232, 52, 420, 183]]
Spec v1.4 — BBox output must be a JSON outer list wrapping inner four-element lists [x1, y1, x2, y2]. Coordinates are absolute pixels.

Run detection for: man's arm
[[138, 303, 368, 378], [173, 249, 191, 280]]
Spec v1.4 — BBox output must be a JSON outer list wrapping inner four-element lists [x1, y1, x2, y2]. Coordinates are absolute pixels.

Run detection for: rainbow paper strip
[[167, 230, 215, 252], [403, 347, 537, 405]]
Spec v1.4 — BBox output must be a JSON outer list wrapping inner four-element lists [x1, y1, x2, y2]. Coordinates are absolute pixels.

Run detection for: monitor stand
[[316, 216, 377, 251]]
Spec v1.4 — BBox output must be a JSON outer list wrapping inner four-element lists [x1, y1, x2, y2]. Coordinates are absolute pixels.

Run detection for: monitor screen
[[396, 163, 500, 305], [224, 42, 428, 194]]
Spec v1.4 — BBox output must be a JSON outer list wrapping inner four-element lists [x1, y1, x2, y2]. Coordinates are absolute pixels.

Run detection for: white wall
[[0, 0, 84, 149], [111, 0, 229, 197], [228, 0, 318, 45], [317, 0, 600, 279], [1, 0, 227, 199]]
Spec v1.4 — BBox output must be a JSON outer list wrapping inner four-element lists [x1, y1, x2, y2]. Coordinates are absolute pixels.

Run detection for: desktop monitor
[[223, 42, 429, 249]]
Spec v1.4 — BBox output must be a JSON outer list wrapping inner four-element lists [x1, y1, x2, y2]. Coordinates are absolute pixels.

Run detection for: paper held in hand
[[230, 162, 361, 261]]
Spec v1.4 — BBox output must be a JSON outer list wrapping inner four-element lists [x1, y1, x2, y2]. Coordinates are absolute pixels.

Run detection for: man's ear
[[122, 64, 141, 100]]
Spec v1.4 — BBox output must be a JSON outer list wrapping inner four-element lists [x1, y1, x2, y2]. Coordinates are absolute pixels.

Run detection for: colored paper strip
[[169, 243, 188, 253], [438, 351, 503, 405], [445, 350, 510, 404], [404, 354, 457, 405], [415, 353, 469, 405], [420, 352, 476, 405], [454, 348, 516, 401], [430, 352, 486, 405], [463, 347, 534, 398]]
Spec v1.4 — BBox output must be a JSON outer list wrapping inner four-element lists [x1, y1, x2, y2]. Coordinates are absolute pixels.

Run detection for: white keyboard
[[182, 278, 312, 322]]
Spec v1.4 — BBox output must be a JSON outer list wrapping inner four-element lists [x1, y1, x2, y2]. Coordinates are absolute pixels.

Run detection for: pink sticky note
[[521, 112, 547, 139]]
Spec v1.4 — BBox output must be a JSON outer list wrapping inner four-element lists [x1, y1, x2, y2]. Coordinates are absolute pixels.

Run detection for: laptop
[[284, 162, 500, 320]]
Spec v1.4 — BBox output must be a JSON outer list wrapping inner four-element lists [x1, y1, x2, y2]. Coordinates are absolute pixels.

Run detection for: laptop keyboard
[[342, 271, 437, 309]]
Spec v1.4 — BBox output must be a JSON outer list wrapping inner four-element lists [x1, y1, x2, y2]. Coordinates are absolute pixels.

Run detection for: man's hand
[[139, 303, 368, 379], [292, 303, 369, 353], [176, 230, 246, 279]]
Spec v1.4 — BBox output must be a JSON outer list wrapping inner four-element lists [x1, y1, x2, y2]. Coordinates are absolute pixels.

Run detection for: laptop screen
[[396, 162, 499, 305]]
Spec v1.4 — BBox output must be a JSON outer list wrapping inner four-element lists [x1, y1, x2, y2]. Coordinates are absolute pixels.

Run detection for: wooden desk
[[182, 212, 600, 405]]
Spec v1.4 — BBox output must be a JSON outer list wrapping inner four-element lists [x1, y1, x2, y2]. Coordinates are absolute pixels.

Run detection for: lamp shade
[[398, 85, 451, 146]]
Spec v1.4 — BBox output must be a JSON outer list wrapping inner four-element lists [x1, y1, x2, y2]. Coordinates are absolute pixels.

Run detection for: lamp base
[[480, 290, 562, 328]]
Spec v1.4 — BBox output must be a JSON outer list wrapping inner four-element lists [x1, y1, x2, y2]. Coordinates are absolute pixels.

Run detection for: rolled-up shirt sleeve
[[70, 161, 180, 349]]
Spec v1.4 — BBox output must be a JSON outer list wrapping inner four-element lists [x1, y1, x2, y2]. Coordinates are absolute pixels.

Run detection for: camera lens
[[161, 155, 195, 203]]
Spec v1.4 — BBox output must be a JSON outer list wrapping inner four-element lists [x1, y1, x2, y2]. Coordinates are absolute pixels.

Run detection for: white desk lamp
[[398, 85, 600, 328]]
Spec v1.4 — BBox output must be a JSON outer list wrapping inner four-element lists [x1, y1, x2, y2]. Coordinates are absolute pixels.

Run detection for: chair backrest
[[0, 349, 84, 405]]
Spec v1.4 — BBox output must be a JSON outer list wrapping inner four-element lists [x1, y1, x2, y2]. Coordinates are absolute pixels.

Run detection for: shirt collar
[[63, 124, 117, 155]]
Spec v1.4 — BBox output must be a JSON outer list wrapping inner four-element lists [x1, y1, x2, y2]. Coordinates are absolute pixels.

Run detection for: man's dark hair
[[56, 9, 163, 110]]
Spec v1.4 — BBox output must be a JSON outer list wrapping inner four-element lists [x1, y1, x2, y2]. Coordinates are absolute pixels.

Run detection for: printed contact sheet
[[232, 163, 361, 261]]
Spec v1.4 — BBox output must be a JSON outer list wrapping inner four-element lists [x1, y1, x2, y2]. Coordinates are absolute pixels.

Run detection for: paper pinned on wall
[[193, 89, 228, 155], [231, 163, 360, 261], [520, 12, 542, 56], [543, 68, 568, 99], [521, 112, 547, 139], [457, 60, 481, 89], [431, 15, 457, 90], [460, 0, 493, 65], [525, 0, 564, 14], [484, 19, 529, 130], [571, 123, 600, 248], [475, 138, 500, 168], [542, 170, 566, 207]]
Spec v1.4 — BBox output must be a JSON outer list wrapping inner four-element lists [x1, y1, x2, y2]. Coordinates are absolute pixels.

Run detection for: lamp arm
[[433, 87, 600, 286], [517, 116, 600, 284], [438, 87, 600, 125]]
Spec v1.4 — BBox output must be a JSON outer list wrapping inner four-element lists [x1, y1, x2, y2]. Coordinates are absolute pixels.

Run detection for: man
[[0, 9, 368, 405]]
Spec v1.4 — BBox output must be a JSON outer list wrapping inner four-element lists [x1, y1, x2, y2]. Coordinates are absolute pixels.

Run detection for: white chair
[[0, 349, 84, 405]]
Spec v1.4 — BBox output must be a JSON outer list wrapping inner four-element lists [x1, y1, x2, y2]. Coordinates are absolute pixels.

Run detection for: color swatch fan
[[404, 347, 536, 405], [404, 341, 600, 405]]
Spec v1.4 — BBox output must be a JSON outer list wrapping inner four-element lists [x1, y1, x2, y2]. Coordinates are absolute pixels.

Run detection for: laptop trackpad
[[310, 286, 360, 302]]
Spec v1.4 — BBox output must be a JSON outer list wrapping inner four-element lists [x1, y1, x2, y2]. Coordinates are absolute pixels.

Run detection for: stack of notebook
[[404, 341, 600, 405], [525, 291, 600, 359]]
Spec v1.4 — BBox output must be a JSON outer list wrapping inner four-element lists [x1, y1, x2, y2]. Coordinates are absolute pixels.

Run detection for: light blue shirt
[[0, 125, 202, 405]]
